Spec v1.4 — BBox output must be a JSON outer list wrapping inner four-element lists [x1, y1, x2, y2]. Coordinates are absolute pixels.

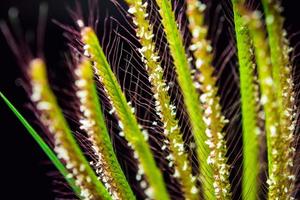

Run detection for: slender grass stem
[[261, 0, 295, 122], [75, 59, 135, 200], [231, 1, 260, 199], [154, 0, 214, 198], [239, 7, 294, 199], [124, 0, 198, 198], [28, 58, 111, 200], [261, 1, 296, 197], [0, 92, 82, 198], [186, 1, 232, 199], [80, 27, 170, 200]]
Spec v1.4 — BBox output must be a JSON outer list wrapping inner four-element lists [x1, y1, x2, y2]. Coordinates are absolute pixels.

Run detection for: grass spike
[[124, 0, 198, 198], [2, 1, 300, 199], [186, 1, 232, 199], [75, 58, 135, 200], [0, 91, 82, 198], [154, 0, 216, 198], [261, 0, 295, 121], [231, 1, 261, 199], [238, 6, 294, 199], [261, 0, 296, 196], [28, 58, 112, 200], [80, 27, 170, 200]]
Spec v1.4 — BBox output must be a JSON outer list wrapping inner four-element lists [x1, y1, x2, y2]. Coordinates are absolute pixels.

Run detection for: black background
[[0, 0, 300, 199]]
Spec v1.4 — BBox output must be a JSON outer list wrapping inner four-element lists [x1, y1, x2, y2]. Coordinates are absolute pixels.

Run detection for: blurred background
[[0, 0, 300, 199]]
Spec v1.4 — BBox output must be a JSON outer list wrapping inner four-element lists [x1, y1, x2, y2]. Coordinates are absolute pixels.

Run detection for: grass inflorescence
[[1, 0, 299, 199]]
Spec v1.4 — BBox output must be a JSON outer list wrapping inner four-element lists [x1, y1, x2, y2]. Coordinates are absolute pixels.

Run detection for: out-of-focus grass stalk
[[261, 1, 296, 197], [186, 1, 232, 199], [0, 92, 82, 198], [154, 0, 214, 198], [124, 0, 198, 198], [75, 59, 135, 200], [28, 58, 111, 200], [231, 1, 260, 199], [80, 27, 170, 200], [239, 6, 294, 199]]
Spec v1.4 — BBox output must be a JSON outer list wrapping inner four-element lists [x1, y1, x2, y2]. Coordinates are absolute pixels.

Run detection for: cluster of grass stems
[[1, 0, 299, 199]]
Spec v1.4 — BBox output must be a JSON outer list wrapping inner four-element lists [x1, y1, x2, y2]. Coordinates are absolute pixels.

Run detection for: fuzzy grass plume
[[1, 0, 300, 199]]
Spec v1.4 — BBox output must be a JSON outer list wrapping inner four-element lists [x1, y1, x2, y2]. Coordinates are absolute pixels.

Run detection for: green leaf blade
[[0, 91, 82, 198]]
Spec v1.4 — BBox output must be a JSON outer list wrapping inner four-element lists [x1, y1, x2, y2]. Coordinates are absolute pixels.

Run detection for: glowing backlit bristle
[[28, 58, 111, 200]]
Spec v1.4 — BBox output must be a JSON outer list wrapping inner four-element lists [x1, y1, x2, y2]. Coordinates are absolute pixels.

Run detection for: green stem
[[154, 0, 214, 198], [231, 2, 260, 200], [239, 7, 292, 199], [28, 59, 111, 200], [81, 27, 170, 200], [261, 0, 295, 198], [75, 59, 135, 200], [186, 1, 232, 199], [124, 0, 198, 198]]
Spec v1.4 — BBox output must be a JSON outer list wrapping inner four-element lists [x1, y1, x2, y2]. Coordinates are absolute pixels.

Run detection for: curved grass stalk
[[239, 7, 294, 199], [75, 59, 135, 200], [154, 0, 214, 198], [124, 0, 197, 199], [231, 1, 261, 199], [80, 27, 170, 200], [186, 1, 231, 199], [261, 1, 296, 196], [261, 0, 295, 123], [0, 92, 81, 198], [28, 58, 111, 200]]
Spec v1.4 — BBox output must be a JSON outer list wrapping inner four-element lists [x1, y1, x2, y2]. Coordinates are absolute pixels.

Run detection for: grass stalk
[[124, 0, 198, 198], [80, 27, 170, 200], [231, 1, 260, 199], [154, 0, 215, 198], [28, 58, 111, 200], [239, 6, 293, 199], [75, 58, 135, 200], [261, 0, 296, 198], [186, 1, 232, 199]]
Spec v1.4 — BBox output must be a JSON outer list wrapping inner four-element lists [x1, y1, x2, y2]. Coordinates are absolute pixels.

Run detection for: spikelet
[[125, 0, 198, 199], [28, 58, 111, 200]]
